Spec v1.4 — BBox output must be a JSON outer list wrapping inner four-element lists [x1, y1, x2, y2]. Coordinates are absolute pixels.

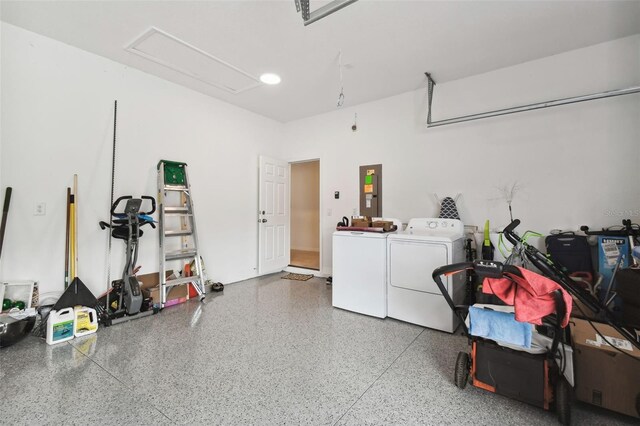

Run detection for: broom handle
[[74, 174, 79, 279], [69, 195, 75, 279], [64, 188, 70, 288], [0, 187, 12, 259]]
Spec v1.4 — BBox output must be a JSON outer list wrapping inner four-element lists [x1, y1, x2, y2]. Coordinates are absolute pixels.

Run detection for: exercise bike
[[99, 196, 156, 325]]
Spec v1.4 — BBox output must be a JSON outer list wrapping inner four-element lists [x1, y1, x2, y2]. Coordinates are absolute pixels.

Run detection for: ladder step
[[164, 206, 190, 214], [165, 248, 198, 261], [164, 185, 190, 192], [165, 275, 201, 287], [164, 230, 193, 237]]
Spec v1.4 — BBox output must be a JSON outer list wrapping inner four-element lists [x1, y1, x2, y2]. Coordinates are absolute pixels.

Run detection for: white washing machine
[[387, 218, 466, 332], [332, 218, 401, 318]]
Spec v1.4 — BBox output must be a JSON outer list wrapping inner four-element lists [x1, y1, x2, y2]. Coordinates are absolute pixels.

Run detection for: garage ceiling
[[2, 1, 639, 122]]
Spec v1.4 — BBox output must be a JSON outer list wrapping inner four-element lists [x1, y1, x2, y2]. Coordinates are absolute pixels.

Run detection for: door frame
[[287, 157, 323, 275]]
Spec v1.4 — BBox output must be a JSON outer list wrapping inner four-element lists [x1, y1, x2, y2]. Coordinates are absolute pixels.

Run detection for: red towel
[[483, 267, 572, 327]]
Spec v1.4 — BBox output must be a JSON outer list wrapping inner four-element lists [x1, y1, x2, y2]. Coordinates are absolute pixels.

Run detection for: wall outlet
[[34, 202, 46, 216], [327, 208, 332, 216], [352, 208, 357, 215]]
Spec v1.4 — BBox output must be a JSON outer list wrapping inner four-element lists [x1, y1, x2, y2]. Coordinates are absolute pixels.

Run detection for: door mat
[[281, 273, 314, 281]]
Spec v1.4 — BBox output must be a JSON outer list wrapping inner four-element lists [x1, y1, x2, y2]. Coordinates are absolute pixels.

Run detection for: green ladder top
[[157, 159, 188, 170], [158, 160, 188, 186]]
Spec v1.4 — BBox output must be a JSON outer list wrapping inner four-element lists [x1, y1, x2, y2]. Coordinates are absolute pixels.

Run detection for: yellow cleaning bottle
[[73, 306, 98, 337]]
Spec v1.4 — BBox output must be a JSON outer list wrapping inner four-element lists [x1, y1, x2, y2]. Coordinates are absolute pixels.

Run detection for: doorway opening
[[290, 160, 320, 270]]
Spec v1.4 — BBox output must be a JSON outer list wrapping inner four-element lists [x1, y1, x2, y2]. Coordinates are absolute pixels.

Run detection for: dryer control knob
[[429, 221, 437, 229]]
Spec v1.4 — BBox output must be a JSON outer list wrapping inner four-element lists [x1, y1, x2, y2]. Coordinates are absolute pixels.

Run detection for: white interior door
[[258, 156, 290, 275]]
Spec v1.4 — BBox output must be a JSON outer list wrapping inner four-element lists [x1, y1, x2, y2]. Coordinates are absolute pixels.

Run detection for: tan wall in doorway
[[291, 161, 320, 252]]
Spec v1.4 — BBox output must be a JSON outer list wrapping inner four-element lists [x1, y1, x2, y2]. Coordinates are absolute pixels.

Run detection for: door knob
[[261, 219, 267, 223]]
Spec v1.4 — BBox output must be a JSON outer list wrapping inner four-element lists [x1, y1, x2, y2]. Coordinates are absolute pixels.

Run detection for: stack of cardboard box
[[137, 271, 190, 308], [570, 316, 640, 419]]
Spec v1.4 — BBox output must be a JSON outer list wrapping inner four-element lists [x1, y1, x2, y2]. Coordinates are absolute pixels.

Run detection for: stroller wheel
[[556, 378, 571, 425], [454, 351, 470, 389]]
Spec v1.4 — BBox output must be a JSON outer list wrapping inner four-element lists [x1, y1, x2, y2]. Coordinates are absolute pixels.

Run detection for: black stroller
[[433, 258, 572, 424]]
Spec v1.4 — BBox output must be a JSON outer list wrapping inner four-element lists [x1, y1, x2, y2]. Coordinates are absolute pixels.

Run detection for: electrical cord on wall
[[337, 50, 344, 107]]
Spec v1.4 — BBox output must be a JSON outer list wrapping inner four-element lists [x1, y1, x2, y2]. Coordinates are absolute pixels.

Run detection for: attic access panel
[[125, 27, 261, 94]]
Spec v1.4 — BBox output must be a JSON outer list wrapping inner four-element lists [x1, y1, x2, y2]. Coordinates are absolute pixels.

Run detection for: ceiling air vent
[[125, 27, 261, 94]]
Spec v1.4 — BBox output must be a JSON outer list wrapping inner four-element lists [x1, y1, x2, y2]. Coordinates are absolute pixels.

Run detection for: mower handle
[[503, 219, 520, 234], [432, 260, 523, 282], [432, 262, 473, 278], [432, 260, 523, 335], [502, 219, 521, 246]]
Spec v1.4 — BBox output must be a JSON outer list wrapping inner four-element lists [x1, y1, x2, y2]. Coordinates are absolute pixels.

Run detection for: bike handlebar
[[109, 195, 156, 216], [111, 196, 132, 216], [140, 196, 156, 215]]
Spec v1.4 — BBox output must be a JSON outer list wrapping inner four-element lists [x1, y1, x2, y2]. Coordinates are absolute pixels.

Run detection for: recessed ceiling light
[[260, 73, 281, 85]]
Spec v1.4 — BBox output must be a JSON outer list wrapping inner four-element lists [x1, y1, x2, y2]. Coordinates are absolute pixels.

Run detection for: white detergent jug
[[46, 307, 75, 345], [73, 306, 98, 337]]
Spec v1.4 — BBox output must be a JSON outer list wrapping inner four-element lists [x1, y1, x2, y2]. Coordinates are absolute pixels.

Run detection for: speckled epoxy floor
[[1, 274, 637, 425]]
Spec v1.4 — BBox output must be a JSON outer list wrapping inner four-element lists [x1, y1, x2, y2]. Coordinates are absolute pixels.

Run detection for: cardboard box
[[137, 271, 188, 307], [372, 220, 394, 231], [570, 317, 640, 418], [351, 216, 371, 227]]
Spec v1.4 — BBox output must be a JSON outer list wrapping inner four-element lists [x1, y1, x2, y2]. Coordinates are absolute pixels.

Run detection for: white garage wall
[[0, 23, 284, 296], [283, 35, 640, 275], [2, 22, 638, 291]]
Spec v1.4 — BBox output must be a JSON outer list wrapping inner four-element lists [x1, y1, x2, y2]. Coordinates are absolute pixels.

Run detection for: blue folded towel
[[469, 306, 532, 348]]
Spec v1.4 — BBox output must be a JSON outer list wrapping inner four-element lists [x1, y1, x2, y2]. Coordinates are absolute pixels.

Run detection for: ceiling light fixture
[[260, 73, 281, 85]]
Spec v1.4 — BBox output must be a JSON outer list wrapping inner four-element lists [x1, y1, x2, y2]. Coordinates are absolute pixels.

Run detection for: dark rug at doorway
[[281, 273, 314, 281]]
